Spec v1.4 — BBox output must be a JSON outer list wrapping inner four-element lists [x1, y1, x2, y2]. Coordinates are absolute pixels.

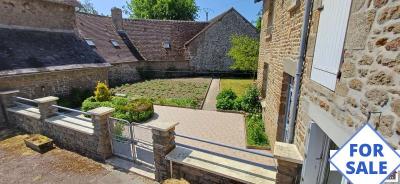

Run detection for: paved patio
[[0, 126, 156, 184], [137, 105, 276, 170]]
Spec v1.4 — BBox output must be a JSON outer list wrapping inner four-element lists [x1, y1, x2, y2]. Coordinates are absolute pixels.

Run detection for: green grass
[[246, 114, 270, 149], [220, 78, 254, 97], [111, 78, 211, 108]]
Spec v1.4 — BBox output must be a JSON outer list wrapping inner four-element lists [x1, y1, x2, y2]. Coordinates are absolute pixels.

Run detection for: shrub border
[[244, 114, 271, 150]]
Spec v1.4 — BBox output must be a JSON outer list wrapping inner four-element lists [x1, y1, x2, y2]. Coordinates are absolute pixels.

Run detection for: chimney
[[111, 7, 123, 31]]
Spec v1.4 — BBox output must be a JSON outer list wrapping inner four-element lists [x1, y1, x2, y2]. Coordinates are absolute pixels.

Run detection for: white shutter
[[310, 0, 352, 90]]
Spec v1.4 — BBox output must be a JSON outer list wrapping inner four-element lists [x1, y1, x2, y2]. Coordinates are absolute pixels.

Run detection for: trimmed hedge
[[216, 85, 261, 113], [82, 96, 154, 123]]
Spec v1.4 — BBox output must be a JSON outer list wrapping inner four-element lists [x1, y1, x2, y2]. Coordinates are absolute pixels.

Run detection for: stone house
[[0, 0, 109, 99], [76, 8, 259, 86], [256, 0, 400, 183]]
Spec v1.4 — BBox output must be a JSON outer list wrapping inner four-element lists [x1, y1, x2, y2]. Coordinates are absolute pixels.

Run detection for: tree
[[77, 0, 99, 15], [228, 35, 260, 72], [125, 0, 198, 20]]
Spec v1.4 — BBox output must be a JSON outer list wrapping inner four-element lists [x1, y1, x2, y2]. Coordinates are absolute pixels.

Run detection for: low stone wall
[[109, 61, 191, 87], [0, 66, 109, 99], [1, 92, 114, 161], [170, 163, 243, 184]]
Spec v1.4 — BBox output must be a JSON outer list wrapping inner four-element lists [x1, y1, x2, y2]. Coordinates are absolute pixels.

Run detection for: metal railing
[[52, 105, 92, 116], [175, 133, 275, 159], [14, 96, 39, 106]]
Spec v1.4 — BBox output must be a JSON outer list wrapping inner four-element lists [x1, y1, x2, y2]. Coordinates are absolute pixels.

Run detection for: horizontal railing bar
[[52, 105, 91, 116], [175, 133, 275, 159], [14, 96, 38, 104]]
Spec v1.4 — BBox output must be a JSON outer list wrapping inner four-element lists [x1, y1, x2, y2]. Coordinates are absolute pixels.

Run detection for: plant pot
[[24, 134, 54, 153]]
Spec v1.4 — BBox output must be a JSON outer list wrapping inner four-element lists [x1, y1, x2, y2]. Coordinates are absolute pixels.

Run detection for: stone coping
[[146, 121, 179, 132], [7, 105, 41, 120], [166, 146, 276, 184], [0, 90, 19, 95], [46, 114, 94, 135], [0, 63, 111, 77], [88, 107, 115, 116], [35, 96, 59, 103], [274, 142, 304, 164]]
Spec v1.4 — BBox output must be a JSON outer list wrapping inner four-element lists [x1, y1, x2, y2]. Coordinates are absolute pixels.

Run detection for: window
[[162, 41, 171, 49], [110, 39, 120, 48], [85, 39, 95, 47], [264, 0, 274, 40], [310, 0, 352, 90]]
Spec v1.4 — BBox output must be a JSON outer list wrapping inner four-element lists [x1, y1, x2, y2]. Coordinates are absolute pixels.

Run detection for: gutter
[[286, 0, 314, 143]]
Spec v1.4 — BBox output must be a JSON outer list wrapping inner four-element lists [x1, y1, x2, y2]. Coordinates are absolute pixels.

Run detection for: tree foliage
[[228, 35, 260, 72], [77, 0, 99, 15], [125, 0, 198, 20]]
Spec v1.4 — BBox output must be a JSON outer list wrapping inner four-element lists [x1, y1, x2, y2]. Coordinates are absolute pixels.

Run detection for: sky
[[86, 0, 262, 24]]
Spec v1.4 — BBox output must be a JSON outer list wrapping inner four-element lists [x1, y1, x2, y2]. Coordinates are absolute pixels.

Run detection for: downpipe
[[287, 0, 313, 143]]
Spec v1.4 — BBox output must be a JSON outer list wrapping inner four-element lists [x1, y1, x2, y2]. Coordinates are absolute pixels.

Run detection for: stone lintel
[[0, 90, 20, 95], [274, 142, 304, 164], [283, 58, 298, 77], [147, 121, 179, 132], [88, 107, 115, 116], [35, 96, 59, 103]]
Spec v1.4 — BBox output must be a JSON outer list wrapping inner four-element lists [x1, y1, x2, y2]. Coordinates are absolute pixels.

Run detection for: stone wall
[[256, 0, 305, 149], [0, 66, 109, 99], [109, 61, 190, 87], [186, 9, 259, 72], [170, 163, 243, 184], [0, 0, 75, 31], [294, 0, 400, 155]]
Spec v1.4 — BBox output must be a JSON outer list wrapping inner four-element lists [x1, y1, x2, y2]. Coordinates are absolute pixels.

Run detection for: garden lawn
[[111, 78, 211, 109], [220, 78, 255, 97]]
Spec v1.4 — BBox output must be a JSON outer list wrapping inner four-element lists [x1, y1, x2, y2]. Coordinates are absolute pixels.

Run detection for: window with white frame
[[310, 0, 352, 91]]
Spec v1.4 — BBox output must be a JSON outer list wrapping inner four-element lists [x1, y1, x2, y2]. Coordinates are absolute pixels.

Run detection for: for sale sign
[[330, 124, 400, 184]]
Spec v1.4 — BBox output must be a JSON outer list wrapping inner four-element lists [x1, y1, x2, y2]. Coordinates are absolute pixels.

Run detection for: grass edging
[[200, 78, 214, 109]]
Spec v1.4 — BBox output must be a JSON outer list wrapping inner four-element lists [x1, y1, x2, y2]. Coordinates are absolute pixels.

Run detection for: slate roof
[[76, 13, 140, 63], [0, 28, 106, 71]]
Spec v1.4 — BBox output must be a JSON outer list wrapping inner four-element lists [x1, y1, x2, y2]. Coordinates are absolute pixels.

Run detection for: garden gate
[[108, 117, 154, 168]]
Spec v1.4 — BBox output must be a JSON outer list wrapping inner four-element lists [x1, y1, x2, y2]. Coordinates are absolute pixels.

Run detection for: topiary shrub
[[123, 98, 154, 122], [81, 96, 114, 112], [240, 85, 261, 113], [94, 82, 111, 102], [216, 89, 237, 110]]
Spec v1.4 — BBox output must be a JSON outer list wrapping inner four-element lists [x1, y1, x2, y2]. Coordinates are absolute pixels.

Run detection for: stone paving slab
[[202, 78, 220, 111], [141, 105, 276, 170]]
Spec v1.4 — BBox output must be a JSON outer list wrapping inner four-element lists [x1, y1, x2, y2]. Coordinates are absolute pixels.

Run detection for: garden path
[[138, 105, 276, 170], [202, 78, 220, 111]]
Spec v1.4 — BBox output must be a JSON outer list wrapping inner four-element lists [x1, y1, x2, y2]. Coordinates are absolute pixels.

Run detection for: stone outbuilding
[[256, 0, 400, 183], [76, 8, 259, 86]]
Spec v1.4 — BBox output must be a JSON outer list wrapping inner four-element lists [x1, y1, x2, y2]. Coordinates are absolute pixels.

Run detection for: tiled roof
[[0, 28, 105, 71], [42, 0, 81, 7], [122, 19, 209, 61], [76, 13, 140, 63]]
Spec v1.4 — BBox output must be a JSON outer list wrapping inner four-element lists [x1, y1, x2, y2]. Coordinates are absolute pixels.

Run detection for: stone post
[[274, 142, 304, 184], [147, 121, 179, 182], [88, 107, 115, 161], [0, 90, 19, 125], [35, 96, 59, 119]]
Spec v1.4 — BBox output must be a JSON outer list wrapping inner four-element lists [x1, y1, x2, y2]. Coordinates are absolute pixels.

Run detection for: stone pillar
[[88, 107, 115, 161], [0, 90, 19, 125], [274, 142, 304, 184], [147, 121, 179, 182], [35, 96, 59, 119]]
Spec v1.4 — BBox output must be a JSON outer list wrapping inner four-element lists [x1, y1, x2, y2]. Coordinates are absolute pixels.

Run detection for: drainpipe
[[287, 0, 313, 143]]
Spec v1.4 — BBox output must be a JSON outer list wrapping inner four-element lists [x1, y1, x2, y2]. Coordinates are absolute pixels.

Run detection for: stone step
[[166, 146, 276, 184]]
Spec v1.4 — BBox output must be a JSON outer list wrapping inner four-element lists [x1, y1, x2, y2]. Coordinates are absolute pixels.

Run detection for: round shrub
[[81, 96, 114, 112], [123, 98, 154, 122], [94, 82, 111, 102], [216, 89, 237, 110]]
